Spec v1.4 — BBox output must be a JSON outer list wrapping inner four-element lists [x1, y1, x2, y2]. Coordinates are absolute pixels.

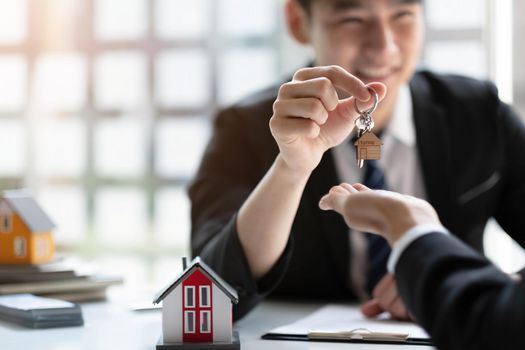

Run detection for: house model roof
[[1, 189, 56, 232], [354, 131, 383, 145], [153, 257, 239, 305]]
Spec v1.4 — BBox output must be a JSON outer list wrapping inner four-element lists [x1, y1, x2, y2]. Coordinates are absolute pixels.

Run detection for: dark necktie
[[362, 159, 391, 295]]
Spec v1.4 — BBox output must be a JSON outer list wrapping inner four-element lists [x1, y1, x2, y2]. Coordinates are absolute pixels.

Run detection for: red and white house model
[[153, 257, 239, 349]]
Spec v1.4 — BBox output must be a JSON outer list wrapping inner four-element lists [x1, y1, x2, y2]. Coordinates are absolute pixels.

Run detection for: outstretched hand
[[319, 183, 441, 320], [319, 183, 440, 245]]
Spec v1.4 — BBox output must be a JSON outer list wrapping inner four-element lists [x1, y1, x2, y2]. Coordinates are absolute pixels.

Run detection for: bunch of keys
[[354, 87, 383, 169]]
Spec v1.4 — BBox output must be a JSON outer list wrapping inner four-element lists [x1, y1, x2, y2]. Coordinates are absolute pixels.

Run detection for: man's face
[[303, 0, 424, 96]]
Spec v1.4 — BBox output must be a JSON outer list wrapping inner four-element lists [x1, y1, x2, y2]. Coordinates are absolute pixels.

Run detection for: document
[[263, 304, 430, 345]]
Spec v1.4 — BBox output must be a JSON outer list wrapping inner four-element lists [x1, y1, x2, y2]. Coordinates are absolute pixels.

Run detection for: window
[[14, 236, 26, 257], [35, 237, 49, 258], [184, 286, 195, 308], [184, 311, 195, 333], [200, 310, 211, 333], [0, 0, 280, 259], [199, 285, 211, 307], [0, 215, 12, 233]]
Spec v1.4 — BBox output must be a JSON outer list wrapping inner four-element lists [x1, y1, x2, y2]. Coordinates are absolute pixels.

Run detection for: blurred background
[[0, 0, 523, 287]]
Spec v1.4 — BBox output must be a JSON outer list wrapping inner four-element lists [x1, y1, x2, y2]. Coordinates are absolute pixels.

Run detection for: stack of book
[[0, 293, 84, 328], [0, 258, 123, 302]]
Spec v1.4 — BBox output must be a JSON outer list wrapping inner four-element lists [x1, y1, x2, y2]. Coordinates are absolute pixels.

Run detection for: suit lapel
[[410, 73, 455, 228], [306, 150, 350, 281]]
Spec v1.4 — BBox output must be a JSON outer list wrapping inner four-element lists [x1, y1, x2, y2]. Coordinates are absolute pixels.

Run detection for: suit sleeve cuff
[[387, 224, 449, 272]]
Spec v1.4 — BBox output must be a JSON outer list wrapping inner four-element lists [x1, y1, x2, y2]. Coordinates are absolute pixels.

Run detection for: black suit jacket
[[396, 233, 525, 350], [189, 70, 525, 319]]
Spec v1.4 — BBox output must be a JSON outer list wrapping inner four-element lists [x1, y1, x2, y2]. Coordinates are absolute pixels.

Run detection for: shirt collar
[[385, 84, 415, 146]]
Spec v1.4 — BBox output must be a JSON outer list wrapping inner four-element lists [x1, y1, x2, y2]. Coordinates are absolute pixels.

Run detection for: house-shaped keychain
[[354, 131, 383, 161], [0, 189, 56, 265], [153, 257, 240, 349]]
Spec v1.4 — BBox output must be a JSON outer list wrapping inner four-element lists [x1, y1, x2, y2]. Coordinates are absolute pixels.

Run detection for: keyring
[[354, 87, 379, 115]]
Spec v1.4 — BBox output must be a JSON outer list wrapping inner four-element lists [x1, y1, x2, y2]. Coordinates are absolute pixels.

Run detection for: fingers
[[370, 274, 411, 320], [389, 297, 411, 320], [360, 299, 384, 318], [293, 66, 370, 101], [319, 183, 354, 211], [279, 78, 339, 111], [270, 117, 321, 142], [372, 273, 396, 304], [273, 98, 329, 126], [337, 82, 387, 121], [352, 183, 371, 192]]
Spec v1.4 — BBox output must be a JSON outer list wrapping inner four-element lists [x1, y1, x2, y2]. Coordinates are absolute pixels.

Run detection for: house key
[[354, 87, 383, 169]]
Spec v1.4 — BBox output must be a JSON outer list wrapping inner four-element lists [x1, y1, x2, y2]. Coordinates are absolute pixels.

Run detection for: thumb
[[337, 82, 388, 120]]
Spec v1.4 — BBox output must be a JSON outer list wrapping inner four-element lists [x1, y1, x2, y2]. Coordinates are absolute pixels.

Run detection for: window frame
[[0, 214, 12, 233], [184, 310, 196, 333], [199, 285, 211, 307], [200, 310, 211, 333], [184, 286, 195, 308], [13, 236, 26, 257]]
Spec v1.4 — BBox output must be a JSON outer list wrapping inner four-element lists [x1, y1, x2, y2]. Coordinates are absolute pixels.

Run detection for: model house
[[153, 257, 239, 349], [0, 189, 56, 265], [354, 131, 383, 160]]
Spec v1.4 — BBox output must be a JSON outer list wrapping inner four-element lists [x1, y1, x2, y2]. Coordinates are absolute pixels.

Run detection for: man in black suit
[[320, 183, 525, 350], [189, 0, 525, 319]]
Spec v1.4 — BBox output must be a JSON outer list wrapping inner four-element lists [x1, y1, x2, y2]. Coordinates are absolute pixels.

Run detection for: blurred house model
[[0, 189, 56, 265]]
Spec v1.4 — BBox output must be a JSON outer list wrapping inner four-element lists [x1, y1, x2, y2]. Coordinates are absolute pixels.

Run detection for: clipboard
[[260, 304, 433, 346], [261, 331, 433, 346]]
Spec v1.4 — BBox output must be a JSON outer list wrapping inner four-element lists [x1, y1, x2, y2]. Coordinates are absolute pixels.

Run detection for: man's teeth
[[358, 67, 392, 78]]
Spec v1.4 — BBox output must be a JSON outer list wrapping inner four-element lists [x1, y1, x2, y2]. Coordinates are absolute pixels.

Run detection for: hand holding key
[[270, 66, 387, 176]]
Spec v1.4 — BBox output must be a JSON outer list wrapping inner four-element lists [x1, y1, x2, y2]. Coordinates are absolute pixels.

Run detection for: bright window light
[[0, 55, 26, 112], [95, 0, 147, 41], [95, 187, 147, 246], [94, 119, 147, 178], [0, 120, 26, 176], [0, 0, 26, 44], [33, 53, 86, 111]]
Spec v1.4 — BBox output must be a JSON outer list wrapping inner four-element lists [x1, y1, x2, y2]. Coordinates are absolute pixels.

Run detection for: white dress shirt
[[332, 84, 428, 299], [387, 224, 449, 272]]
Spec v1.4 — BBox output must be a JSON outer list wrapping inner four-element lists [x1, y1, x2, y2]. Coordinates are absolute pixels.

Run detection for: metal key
[[354, 87, 382, 168]]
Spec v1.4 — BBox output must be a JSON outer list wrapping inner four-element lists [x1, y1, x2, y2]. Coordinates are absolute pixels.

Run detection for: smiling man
[[189, 0, 525, 320]]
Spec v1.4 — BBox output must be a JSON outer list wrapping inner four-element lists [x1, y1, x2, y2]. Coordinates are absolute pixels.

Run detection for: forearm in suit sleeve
[[396, 233, 525, 350], [490, 85, 525, 247], [189, 107, 293, 320]]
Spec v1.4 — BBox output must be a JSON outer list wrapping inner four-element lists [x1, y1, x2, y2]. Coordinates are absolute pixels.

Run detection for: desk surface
[[0, 292, 435, 350]]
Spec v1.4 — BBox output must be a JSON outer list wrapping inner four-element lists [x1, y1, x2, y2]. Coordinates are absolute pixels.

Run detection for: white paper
[[268, 304, 429, 339], [0, 294, 75, 310]]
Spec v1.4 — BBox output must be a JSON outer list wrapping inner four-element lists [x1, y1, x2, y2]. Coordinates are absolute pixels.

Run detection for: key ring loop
[[354, 86, 379, 115]]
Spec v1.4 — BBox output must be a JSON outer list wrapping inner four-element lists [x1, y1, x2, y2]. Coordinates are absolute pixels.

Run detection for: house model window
[[199, 285, 210, 307], [200, 310, 211, 333], [14, 236, 26, 257], [0, 214, 11, 233], [36, 237, 49, 258], [184, 311, 195, 333], [184, 286, 195, 307]]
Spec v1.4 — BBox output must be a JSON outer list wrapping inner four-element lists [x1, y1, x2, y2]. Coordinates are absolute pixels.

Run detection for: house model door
[[359, 148, 368, 160], [182, 270, 213, 342]]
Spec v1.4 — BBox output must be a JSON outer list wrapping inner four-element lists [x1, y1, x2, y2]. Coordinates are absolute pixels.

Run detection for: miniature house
[[354, 131, 383, 160], [0, 189, 56, 265], [153, 257, 239, 348]]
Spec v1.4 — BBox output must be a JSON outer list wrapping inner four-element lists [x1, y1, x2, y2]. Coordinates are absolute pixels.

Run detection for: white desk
[[0, 294, 435, 350]]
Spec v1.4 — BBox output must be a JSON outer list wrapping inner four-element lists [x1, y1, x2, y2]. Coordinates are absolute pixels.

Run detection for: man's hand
[[318, 183, 441, 319], [318, 183, 440, 245], [270, 66, 387, 177], [361, 273, 411, 320]]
